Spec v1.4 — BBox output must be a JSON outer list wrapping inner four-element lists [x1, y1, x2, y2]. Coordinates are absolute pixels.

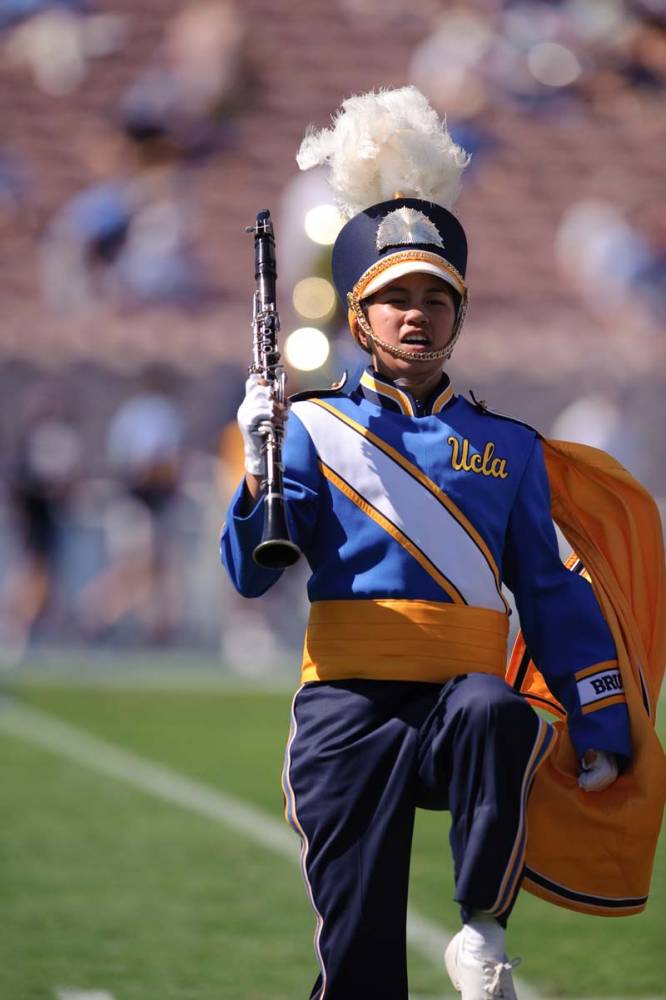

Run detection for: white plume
[[296, 87, 470, 219]]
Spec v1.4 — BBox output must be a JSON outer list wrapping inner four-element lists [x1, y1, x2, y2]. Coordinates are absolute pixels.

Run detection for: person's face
[[359, 271, 457, 382]]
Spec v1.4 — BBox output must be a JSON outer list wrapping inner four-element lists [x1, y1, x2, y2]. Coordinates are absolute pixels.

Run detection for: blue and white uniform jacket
[[221, 369, 631, 761]]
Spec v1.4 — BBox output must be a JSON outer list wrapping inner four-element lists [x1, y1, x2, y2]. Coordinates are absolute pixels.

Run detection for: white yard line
[[0, 696, 296, 855], [55, 990, 116, 1000], [1, 695, 542, 1000]]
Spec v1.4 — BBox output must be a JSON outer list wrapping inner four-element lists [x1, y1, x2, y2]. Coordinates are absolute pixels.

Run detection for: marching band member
[[221, 88, 655, 1000]]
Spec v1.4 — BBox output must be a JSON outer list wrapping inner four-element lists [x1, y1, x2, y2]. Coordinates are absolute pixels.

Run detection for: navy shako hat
[[296, 87, 471, 356], [331, 196, 467, 305]]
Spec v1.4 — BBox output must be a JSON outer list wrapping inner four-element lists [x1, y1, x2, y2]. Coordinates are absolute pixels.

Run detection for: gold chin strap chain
[[347, 291, 468, 363]]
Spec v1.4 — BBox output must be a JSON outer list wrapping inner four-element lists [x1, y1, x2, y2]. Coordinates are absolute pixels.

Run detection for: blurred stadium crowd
[[0, 0, 664, 667]]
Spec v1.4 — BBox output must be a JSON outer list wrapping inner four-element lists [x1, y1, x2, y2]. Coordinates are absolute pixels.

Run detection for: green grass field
[[1, 661, 664, 1000]]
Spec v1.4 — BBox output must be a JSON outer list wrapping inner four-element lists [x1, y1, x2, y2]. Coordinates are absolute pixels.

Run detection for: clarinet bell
[[252, 494, 301, 568]]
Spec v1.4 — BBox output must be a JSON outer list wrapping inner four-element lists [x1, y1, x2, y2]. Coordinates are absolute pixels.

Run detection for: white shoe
[[445, 930, 520, 999]]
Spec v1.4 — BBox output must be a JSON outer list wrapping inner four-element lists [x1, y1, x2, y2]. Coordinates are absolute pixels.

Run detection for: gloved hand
[[237, 375, 286, 476], [578, 749, 619, 792]]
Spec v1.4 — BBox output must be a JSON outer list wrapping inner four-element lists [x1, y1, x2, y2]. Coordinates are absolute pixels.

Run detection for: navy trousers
[[282, 674, 555, 1000]]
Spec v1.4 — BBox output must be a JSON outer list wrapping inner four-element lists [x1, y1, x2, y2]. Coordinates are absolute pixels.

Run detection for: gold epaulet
[[289, 371, 348, 403]]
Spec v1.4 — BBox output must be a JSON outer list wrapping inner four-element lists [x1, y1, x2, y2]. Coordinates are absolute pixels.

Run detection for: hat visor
[[360, 259, 465, 299]]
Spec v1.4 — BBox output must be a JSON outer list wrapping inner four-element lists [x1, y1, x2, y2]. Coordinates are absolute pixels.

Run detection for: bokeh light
[[292, 276, 337, 320], [527, 42, 582, 87], [284, 327, 330, 371], [409, 9, 494, 119], [303, 204, 344, 245]]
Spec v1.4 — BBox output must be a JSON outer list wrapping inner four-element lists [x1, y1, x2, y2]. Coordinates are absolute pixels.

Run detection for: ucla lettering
[[448, 435, 509, 480]]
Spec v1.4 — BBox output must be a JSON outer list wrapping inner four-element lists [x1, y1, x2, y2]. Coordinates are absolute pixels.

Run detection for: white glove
[[578, 749, 619, 792], [237, 375, 284, 476]]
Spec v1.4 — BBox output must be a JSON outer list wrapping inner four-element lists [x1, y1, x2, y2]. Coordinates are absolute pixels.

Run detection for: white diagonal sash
[[291, 400, 505, 612]]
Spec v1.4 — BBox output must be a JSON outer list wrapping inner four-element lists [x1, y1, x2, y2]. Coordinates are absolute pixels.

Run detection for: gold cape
[[507, 439, 666, 916]]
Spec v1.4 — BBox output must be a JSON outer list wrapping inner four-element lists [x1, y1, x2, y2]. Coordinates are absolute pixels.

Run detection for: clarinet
[[246, 209, 301, 569]]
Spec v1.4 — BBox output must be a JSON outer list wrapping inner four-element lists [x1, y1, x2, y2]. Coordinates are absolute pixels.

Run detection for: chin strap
[[347, 290, 468, 363]]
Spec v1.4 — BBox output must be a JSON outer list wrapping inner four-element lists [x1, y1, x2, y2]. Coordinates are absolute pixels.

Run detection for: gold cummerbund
[[301, 599, 509, 684]]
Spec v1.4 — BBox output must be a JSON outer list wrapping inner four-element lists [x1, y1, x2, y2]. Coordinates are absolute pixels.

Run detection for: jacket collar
[[355, 367, 456, 417]]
